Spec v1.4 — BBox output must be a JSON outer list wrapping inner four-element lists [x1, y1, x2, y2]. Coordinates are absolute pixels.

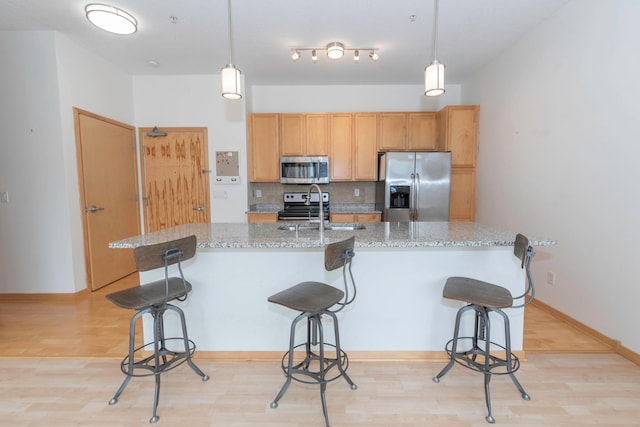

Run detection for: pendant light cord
[[431, 0, 440, 63], [227, 0, 234, 64]]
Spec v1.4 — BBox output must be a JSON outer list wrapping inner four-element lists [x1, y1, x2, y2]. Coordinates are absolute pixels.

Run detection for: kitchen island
[[110, 222, 555, 359]]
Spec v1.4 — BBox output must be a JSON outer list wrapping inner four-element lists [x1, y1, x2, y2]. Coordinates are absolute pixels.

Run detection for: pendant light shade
[[221, 0, 242, 100], [221, 64, 242, 100], [424, 0, 445, 97], [425, 60, 445, 97]]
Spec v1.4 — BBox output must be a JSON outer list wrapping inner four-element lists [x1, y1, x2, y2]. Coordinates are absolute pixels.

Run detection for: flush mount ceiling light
[[85, 4, 137, 35], [221, 0, 243, 100], [424, 0, 445, 96], [290, 42, 379, 63]]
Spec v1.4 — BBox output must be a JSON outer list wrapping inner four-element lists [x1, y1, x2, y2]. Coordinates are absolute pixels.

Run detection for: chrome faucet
[[306, 184, 324, 236]]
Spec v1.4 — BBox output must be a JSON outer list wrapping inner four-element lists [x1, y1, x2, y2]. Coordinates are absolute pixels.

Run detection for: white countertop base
[[139, 244, 526, 354]]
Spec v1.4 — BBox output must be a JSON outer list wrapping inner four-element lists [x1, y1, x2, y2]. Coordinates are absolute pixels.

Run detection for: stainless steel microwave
[[280, 156, 330, 184]]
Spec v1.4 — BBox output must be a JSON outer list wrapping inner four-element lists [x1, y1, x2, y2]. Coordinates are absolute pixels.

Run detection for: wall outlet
[[354, 188, 360, 197], [0, 191, 8, 204], [255, 189, 262, 198], [546, 271, 556, 286]]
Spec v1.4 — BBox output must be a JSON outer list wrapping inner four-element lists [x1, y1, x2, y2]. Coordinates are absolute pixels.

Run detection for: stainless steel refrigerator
[[375, 152, 452, 222]]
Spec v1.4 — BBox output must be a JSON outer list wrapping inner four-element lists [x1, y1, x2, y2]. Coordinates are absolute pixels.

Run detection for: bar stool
[[268, 236, 357, 427], [433, 234, 536, 423], [106, 235, 209, 423]]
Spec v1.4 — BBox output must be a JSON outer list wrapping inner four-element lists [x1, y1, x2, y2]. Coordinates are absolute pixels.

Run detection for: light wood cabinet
[[378, 113, 407, 151], [438, 105, 479, 167], [279, 114, 306, 156], [329, 114, 353, 181], [330, 213, 381, 223], [247, 212, 278, 223], [305, 114, 329, 155], [248, 114, 280, 182], [449, 168, 476, 222], [408, 112, 438, 150], [353, 113, 378, 181]]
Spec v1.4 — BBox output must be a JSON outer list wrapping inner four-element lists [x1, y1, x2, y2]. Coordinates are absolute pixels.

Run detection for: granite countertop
[[110, 222, 556, 249], [246, 203, 381, 214]]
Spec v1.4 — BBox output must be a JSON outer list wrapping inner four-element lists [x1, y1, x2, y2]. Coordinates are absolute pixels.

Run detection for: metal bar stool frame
[[268, 236, 357, 427], [106, 235, 209, 423], [433, 234, 536, 423]]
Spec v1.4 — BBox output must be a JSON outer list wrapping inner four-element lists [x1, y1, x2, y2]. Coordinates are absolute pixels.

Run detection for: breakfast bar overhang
[[110, 222, 555, 358]]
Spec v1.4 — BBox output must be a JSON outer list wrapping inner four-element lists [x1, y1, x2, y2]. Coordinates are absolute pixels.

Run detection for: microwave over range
[[280, 156, 330, 184]]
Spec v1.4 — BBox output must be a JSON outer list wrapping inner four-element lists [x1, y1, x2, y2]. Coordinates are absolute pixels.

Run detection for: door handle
[[414, 172, 420, 221], [193, 203, 205, 212], [84, 205, 105, 213]]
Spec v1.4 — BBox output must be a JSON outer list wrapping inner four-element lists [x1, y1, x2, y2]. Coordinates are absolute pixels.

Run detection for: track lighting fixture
[[290, 41, 379, 63]]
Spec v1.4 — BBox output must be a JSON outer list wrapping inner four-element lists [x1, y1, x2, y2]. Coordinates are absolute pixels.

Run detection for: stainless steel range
[[277, 191, 330, 221]]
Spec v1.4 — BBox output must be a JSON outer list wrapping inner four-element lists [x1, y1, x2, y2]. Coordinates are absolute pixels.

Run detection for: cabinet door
[[248, 114, 280, 182], [306, 114, 329, 155], [353, 113, 378, 181], [356, 213, 381, 222], [330, 213, 354, 223], [449, 168, 476, 221], [408, 112, 437, 150], [439, 106, 479, 167], [378, 113, 408, 151], [329, 114, 353, 181], [279, 114, 305, 156], [247, 212, 278, 223]]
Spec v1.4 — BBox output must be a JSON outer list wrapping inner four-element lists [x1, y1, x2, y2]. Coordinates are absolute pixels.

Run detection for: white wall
[[133, 75, 248, 223], [463, 0, 640, 353], [0, 31, 134, 293], [248, 84, 461, 112]]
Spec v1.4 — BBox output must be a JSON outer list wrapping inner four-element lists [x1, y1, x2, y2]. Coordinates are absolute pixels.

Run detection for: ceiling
[[0, 0, 569, 86]]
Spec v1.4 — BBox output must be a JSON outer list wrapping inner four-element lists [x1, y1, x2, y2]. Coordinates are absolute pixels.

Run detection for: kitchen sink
[[325, 224, 366, 231], [277, 223, 366, 231]]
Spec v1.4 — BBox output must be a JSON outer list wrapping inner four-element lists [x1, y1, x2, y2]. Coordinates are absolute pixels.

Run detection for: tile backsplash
[[249, 182, 377, 206]]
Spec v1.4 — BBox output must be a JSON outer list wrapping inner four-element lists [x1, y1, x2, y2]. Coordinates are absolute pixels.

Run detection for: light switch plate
[[0, 192, 8, 203]]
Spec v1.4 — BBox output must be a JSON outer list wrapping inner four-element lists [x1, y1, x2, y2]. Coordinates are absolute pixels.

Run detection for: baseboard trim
[[531, 299, 640, 366]]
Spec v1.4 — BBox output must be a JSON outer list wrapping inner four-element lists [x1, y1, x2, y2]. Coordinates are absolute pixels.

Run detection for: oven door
[[280, 156, 329, 184]]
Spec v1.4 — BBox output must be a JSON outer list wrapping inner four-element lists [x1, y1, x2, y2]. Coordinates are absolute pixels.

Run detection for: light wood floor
[[1, 275, 639, 426]]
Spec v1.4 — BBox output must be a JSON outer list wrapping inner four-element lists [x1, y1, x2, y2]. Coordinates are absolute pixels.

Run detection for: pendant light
[[425, 0, 445, 97], [221, 0, 242, 100]]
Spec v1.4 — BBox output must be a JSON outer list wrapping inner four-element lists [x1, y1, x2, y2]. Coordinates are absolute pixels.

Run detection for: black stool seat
[[443, 277, 513, 308], [433, 234, 536, 424], [268, 281, 343, 313], [269, 236, 357, 427], [106, 278, 192, 310]]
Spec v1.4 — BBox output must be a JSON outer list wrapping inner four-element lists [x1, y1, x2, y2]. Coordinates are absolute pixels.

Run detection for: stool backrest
[[324, 236, 357, 312], [512, 233, 536, 308], [134, 235, 197, 272]]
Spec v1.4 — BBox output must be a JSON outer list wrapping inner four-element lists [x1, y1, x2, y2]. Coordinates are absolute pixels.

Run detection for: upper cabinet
[[279, 114, 306, 156], [437, 105, 479, 167], [353, 113, 378, 181], [408, 112, 438, 151], [248, 114, 280, 182], [377, 112, 438, 151], [305, 114, 329, 155], [329, 113, 353, 181], [378, 113, 407, 151]]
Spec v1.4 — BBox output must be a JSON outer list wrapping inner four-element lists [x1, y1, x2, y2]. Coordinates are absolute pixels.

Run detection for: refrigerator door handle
[[410, 172, 416, 221], [414, 172, 420, 221]]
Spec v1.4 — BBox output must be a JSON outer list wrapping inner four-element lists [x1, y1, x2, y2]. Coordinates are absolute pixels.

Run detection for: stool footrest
[[280, 342, 350, 385], [120, 337, 197, 377], [445, 337, 520, 375]]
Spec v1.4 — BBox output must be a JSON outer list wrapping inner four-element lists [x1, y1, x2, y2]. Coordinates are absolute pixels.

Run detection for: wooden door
[[74, 109, 140, 291], [140, 127, 210, 232]]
